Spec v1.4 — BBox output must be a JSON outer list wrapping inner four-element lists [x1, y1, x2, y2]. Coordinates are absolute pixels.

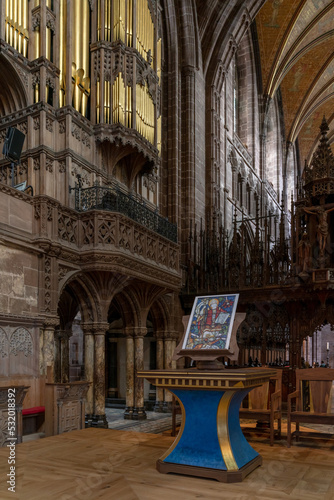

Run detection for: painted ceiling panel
[[277, 0, 332, 66], [255, 0, 334, 163], [298, 99, 334, 161]]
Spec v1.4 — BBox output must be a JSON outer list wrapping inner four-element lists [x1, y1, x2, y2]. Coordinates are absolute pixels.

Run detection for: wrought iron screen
[[73, 184, 177, 243]]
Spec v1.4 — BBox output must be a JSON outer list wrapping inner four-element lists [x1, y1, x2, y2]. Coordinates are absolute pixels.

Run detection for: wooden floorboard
[[1, 427, 334, 500]]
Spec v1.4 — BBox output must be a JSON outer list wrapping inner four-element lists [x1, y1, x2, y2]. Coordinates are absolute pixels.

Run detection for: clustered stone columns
[[153, 330, 180, 412], [82, 324, 95, 426], [92, 323, 109, 428], [133, 327, 147, 420], [123, 326, 147, 420], [54, 330, 72, 383], [153, 331, 165, 412], [124, 328, 135, 419], [163, 334, 174, 409], [42, 318, 58, 382]]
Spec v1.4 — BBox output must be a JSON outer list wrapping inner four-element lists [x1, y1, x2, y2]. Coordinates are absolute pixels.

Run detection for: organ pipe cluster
[[96, 0, 161, 151], [5, 0, 29, 57], [3, 0, 161, 150]]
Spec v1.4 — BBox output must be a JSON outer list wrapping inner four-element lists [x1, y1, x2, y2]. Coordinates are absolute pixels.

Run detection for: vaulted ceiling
[[255, 0, 334, 163]]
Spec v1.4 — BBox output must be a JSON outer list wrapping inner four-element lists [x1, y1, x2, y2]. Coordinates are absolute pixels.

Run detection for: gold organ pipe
[[17, 0, 21, 53], [127, 0, 133, 46], [97, 0, 101, 41], [35, 28, 40, 59], [136, 0, 154, 62], [23, 0, 28, 57], [108, 80, 111, 123], [104, 80, 107, 123], [96, 80, 100, 123], [157, 38, 161, 81], [9, 0, 13, 47], [157, 116, 161, 155], [13, 0, 17, 50], [113, 0, 118, 40], [105, 0, 110, 41], [46, 27, 51, 60], [136, 83, 154, 144], [71, 0, 90, 115], [59, 0, 66, 106]]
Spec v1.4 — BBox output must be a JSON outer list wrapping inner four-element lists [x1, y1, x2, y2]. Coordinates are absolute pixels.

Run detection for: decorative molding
[[44, 256, 52, 313], [0, 328, 8, 358], [59, 120, 66, 134], [46, 158, 53, 172], [59, 160, 66, 173], [46, 117, 53, 133], [33, 116, 40, 130]]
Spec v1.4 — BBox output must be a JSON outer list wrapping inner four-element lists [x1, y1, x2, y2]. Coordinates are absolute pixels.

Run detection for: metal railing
[[72, 184, 177, 243]]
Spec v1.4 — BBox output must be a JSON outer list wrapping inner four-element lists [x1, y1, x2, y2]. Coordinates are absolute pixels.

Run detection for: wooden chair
[[287, 368, 334, 447], [239, 368, 282, 446], [171, 395, 182, 436]]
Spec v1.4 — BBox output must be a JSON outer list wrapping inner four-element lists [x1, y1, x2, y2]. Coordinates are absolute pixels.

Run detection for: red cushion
[[22, 406, 45, 416]]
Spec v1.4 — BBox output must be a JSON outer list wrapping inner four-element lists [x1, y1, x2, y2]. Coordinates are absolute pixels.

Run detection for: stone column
[[133, 327, 147, 420], [124, 329, 135, 419], [60, 330, 71, 383], [171, 331, 179, 369], [54, 330, 62, 383], [92, 324, 108, 428], [163, 335, 174, 410], [83, 325, 94, 426], [43, 319, 58, 382], [154, 331, 165, 412]]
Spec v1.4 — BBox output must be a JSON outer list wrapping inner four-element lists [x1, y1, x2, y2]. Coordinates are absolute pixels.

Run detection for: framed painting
[[182, 294, 239, 351]]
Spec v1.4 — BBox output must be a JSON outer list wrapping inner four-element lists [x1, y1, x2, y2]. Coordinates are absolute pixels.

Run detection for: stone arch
[[109, 289, 139, 330], [0, 54, 28, 114], [149, 295, 171, 334], [60, 271, 103, 324]]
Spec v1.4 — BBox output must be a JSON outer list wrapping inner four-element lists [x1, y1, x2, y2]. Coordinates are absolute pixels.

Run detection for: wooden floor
[[1, 426, 334, 500]]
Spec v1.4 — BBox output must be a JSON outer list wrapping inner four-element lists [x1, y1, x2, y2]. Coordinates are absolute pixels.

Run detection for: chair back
[[295, 368, 334, 413], [248, 368, 281, 410]]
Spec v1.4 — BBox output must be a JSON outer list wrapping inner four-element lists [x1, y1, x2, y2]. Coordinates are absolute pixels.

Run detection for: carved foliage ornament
[[10, 328, 33, 357]]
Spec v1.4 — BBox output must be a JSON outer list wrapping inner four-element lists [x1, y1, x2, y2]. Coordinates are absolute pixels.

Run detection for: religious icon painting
[[182, 294, 239, 351]]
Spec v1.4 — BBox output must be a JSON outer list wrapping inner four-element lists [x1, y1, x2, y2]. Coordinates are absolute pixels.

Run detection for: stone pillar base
[[85, 414, 94, 428], [91, 414, 108, 428], [162, 401, 172, 413], [124, 406, 134, 420], [132, 407, 147, 420], [153, 401, 164, 412]]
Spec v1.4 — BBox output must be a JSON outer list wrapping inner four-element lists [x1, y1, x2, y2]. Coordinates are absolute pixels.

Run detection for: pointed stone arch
[[0, 54, 28, 114]]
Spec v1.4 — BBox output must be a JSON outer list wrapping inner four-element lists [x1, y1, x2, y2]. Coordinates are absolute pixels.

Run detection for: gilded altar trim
[[217, 391, 238, 471]]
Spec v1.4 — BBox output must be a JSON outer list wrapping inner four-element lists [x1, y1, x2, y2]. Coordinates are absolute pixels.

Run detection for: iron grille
[[73, 185, 177, 243]]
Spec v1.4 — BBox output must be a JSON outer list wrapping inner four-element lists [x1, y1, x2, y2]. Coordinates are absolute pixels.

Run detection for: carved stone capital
[[92, 323, 109, 336], [133, 327, 147, 338], [43, 317, 59, 329]]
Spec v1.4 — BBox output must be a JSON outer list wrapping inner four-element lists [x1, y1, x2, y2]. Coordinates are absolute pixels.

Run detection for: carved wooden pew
[[239, 368, 282, 446], [287, 368, 334, 447]]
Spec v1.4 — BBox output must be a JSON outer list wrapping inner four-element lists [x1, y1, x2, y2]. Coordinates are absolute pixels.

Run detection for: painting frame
[[182, 294, 239, 352]]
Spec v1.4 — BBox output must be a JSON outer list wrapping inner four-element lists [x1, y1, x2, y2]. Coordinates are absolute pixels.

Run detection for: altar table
[[137, 368, 276, 482]]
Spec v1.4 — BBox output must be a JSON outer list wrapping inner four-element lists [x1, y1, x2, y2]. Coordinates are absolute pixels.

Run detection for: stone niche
[[0, 324, 43, 408]]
